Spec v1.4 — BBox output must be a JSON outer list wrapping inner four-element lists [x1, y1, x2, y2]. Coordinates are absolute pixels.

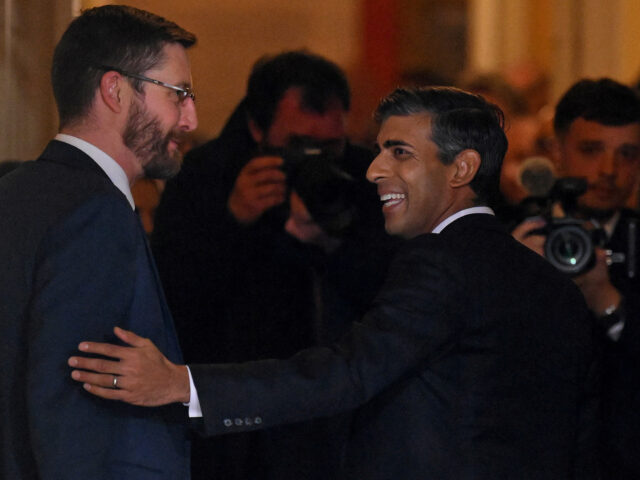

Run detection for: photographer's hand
[[573, 248, 622, 316], [511, 218, 547, 257], [228, 155, 287, 224]]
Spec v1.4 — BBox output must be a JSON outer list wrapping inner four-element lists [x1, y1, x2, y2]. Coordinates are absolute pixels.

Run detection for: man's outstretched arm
[[68, 326, 190, 406]]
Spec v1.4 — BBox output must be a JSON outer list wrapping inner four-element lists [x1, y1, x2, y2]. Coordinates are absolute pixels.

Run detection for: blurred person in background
[[513, 78, 640, 478], [151, 50, 396, 480]]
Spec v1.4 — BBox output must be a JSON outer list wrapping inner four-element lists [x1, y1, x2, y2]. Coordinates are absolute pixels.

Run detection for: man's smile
[[380, 192, 406, 209]]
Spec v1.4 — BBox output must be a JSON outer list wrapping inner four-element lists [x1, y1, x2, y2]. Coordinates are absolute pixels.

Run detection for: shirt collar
[[55, 133, 135, 210], [431, 206, 495, 234], [601, 211, 620, 240]]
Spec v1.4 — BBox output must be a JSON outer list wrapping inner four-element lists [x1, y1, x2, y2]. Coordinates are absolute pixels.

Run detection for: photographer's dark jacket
[[152, 100, 396, 479], [190, 213, 599, 480], [600, 209, 640, 479]]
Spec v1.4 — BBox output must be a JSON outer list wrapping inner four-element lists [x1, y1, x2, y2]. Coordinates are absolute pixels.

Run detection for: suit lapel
[[132, 213, 184, 363], [42, 139, 184, 361]]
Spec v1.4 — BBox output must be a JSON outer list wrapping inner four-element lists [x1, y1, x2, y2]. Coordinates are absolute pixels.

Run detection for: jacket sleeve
[[189, 237, 460, 436]]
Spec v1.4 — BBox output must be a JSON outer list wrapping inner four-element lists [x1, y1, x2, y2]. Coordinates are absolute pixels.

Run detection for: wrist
[[595, 297, 626, 335], [587, 285, 621, 316], [226, 197, 243, 223], [171, 364, 191, 404]]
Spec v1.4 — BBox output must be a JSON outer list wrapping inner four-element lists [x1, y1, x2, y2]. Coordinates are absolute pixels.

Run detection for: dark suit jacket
[[0, 141, 189, 479], [191, 213, 599, 479], [599, 209, 640, 478]]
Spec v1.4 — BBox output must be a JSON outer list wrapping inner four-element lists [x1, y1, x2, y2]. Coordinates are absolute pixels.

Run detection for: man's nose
[[179, 98, 198, 132], [366, 153, 386, 184], [598, 150, 618, 177]]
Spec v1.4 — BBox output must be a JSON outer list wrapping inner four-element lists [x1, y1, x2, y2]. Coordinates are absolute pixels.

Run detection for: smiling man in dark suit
[[0, 5, 197, 479], [70, 86, 598, 479]]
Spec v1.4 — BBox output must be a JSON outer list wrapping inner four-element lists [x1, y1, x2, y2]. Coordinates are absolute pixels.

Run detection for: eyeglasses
[[96, 65, 196, 103]]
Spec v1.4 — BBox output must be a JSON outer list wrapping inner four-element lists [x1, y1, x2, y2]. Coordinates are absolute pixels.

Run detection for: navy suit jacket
[[0, 141, 189, 479], [191, 213, 599, 479]]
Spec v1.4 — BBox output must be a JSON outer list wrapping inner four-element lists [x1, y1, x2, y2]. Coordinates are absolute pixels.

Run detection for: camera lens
[[545, 224, 594, 276]]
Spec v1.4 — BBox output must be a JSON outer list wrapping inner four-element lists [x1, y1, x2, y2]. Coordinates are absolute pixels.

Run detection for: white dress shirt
[[431, 206, 494, 234]]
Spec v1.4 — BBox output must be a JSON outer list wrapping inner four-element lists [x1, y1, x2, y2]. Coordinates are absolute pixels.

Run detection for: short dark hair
[[554, 78, 640, 138], [375, 87, 508, 205], [52, 5, 196, 128], [245, 50, 350, 133]]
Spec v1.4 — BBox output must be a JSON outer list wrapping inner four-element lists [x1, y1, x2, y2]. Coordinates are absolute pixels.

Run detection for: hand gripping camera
[[263, 139, 358, 237], [524, 177, 607, 276]]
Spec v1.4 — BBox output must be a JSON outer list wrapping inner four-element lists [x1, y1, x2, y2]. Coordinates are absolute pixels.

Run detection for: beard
[[122, 99, 183, 179]]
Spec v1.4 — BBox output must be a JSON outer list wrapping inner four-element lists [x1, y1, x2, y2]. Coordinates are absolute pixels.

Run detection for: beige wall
[[84, 0, 362, 143], [468, 0, 640, 105], [5, 1, 640, 162], [0, 0, 362, 161], [1, 0, 73, 161]]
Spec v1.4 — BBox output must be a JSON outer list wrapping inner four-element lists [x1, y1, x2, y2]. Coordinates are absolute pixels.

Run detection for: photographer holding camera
[[151, 50, 396, 480], [512, 78, 640, 478]]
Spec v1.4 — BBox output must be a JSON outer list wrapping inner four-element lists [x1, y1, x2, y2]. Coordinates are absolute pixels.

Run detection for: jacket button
[[234, 418, 243, 426], [245, 417, 253, 426], [254, 417, 262, 425], [223, 418, 232, 427]]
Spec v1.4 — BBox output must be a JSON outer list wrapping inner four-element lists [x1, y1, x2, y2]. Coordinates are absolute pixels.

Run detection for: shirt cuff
[[599, 300, 626, 342], [184, 366, 203, 418], [607, 319, 625, 341]]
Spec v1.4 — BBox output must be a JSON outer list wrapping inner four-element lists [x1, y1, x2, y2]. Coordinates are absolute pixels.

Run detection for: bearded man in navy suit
[[70, 87, 599, 479], [0, 5, 197, 479]]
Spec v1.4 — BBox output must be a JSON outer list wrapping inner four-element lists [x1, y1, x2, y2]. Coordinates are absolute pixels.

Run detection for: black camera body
[[265, 140, 358, 237], [523, 177, 607, 276], [535, 216, 606, 276]]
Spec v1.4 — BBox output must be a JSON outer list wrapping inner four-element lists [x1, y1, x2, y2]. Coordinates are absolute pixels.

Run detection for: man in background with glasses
[[0, 5, 197, 478]]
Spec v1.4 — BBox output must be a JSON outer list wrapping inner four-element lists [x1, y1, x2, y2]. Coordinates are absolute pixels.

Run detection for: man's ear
[[247, 117, 264, 144], [450, 149, 481, 188], [99, 71, 124, 113]]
